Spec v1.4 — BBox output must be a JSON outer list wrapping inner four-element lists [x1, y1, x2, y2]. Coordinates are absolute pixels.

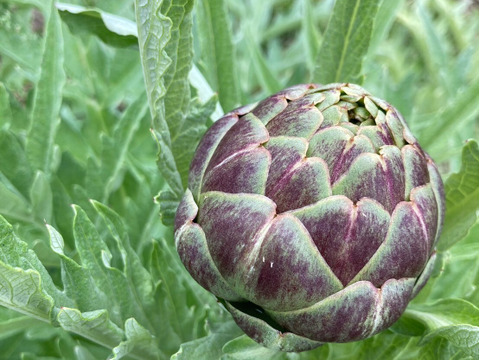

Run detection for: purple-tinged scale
[[332, 153, 395, 213], [352, 202, 429, 287], [385, 109, 406, 147], [426, 158, 445, 245], [242, 214, 342, 312], [206, 113, 269, 173], [225, 301, 323, 352], [266, 157, 331, 213], [276, 84, 316, 100], [402, 144, 430, 199], [291, 196, 390, 286], [251, 95, 289, 125], [264, 136, 308, 192], [410, 184, 439, 251], [357, 126, 391, 150], [268, 278, 415, 343], [202, 147, 271, 195], [318, 105, 347, 128], [379, 145, 406, 205], [316, 89, 341, 111], [188, 115, 238, 199], [176, 223, 243, 301], [266, 103, 324, 139], [363, 96, 378, 118], [198, 192, 276, 282], [174, 189, 198, 232]]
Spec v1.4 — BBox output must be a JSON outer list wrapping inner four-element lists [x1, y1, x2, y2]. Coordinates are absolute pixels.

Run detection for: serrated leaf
[[400, 299, 479, 358], [0, 216, 72, 307], [25, 2, 65, 176], [135, 0, 188, 198], [172, 95, 215, 187], [57, 308, 123, 349], [86, 94, 149, 203], [155, 190, 180, 227], [405, 298, 478, 328], [56, 3, 138, 48], [72, 205, 156, 328], [419, 325, 479, 359], [195, 0, 240, 112], [313, 0, 382, 84], [0, 262, 53, 321], [110, 318, 163, 360], [90, 201, 157, 332], [171, 322, 243, 360], [46, 224, 108, 312], [438, 140, 479, 251], [150, 237, 218, 355]]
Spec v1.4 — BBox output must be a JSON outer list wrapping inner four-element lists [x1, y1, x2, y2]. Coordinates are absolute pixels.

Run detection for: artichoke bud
[[174, 83, 445, 352]]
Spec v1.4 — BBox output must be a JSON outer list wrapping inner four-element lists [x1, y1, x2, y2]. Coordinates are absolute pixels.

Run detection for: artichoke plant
[[174, 83, 445, 352]]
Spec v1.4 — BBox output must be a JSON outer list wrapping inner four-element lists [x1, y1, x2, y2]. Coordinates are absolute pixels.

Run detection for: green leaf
[[30, 171, 53, 223], [111, 318, 163, 360], [438, 140, 479, 251], [46, 224, 108, 313], [221, 335, 286, 360], [401, 299, 479, 359], [25, 3, 65, 176], [86, 93, 149, 203], [419, 81, 479, 152], [71, 205, 158, 330], [0, 263, 53, 322], [0, 315, 44, 341], [302, 0, 321, 76], [57, 308, 123, 349], [405, 298, 478, 328], [188, 65, 224, 119], [313, 0, 382, 84], [368, 0, 405, 53], [135, 0, 193, 198], [155, 190, 180, 227], [0, 83, 12, 128], [0, 129, 34, 200], [171, 322, 243, 360], [0, 216, 72, 307], [0, 179, 32, 226], [195, 0, 240, 112], [90, 201, 157, 330], [150, 237, 219, 355], [429, 223, 479, 305], [56, 3, 138, 48], [245, 29, 282, 94], [419, 325, 479, 359], [172, 95, 216, 188]]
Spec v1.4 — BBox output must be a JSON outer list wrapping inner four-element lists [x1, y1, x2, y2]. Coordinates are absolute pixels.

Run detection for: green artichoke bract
[[174, 83, 445, 352]]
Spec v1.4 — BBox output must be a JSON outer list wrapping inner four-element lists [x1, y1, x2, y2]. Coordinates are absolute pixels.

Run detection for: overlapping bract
[[174, 83, 445, 352]]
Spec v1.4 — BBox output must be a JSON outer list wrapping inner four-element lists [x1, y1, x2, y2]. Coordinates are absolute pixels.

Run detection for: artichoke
[[174, 83, 445, 352]]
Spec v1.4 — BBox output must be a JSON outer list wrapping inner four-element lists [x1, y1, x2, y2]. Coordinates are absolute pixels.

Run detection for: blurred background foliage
[[0, 0, 477, 358]]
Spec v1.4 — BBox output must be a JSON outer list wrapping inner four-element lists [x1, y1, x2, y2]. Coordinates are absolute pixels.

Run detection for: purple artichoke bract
[[174, 83, 445, 352]]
